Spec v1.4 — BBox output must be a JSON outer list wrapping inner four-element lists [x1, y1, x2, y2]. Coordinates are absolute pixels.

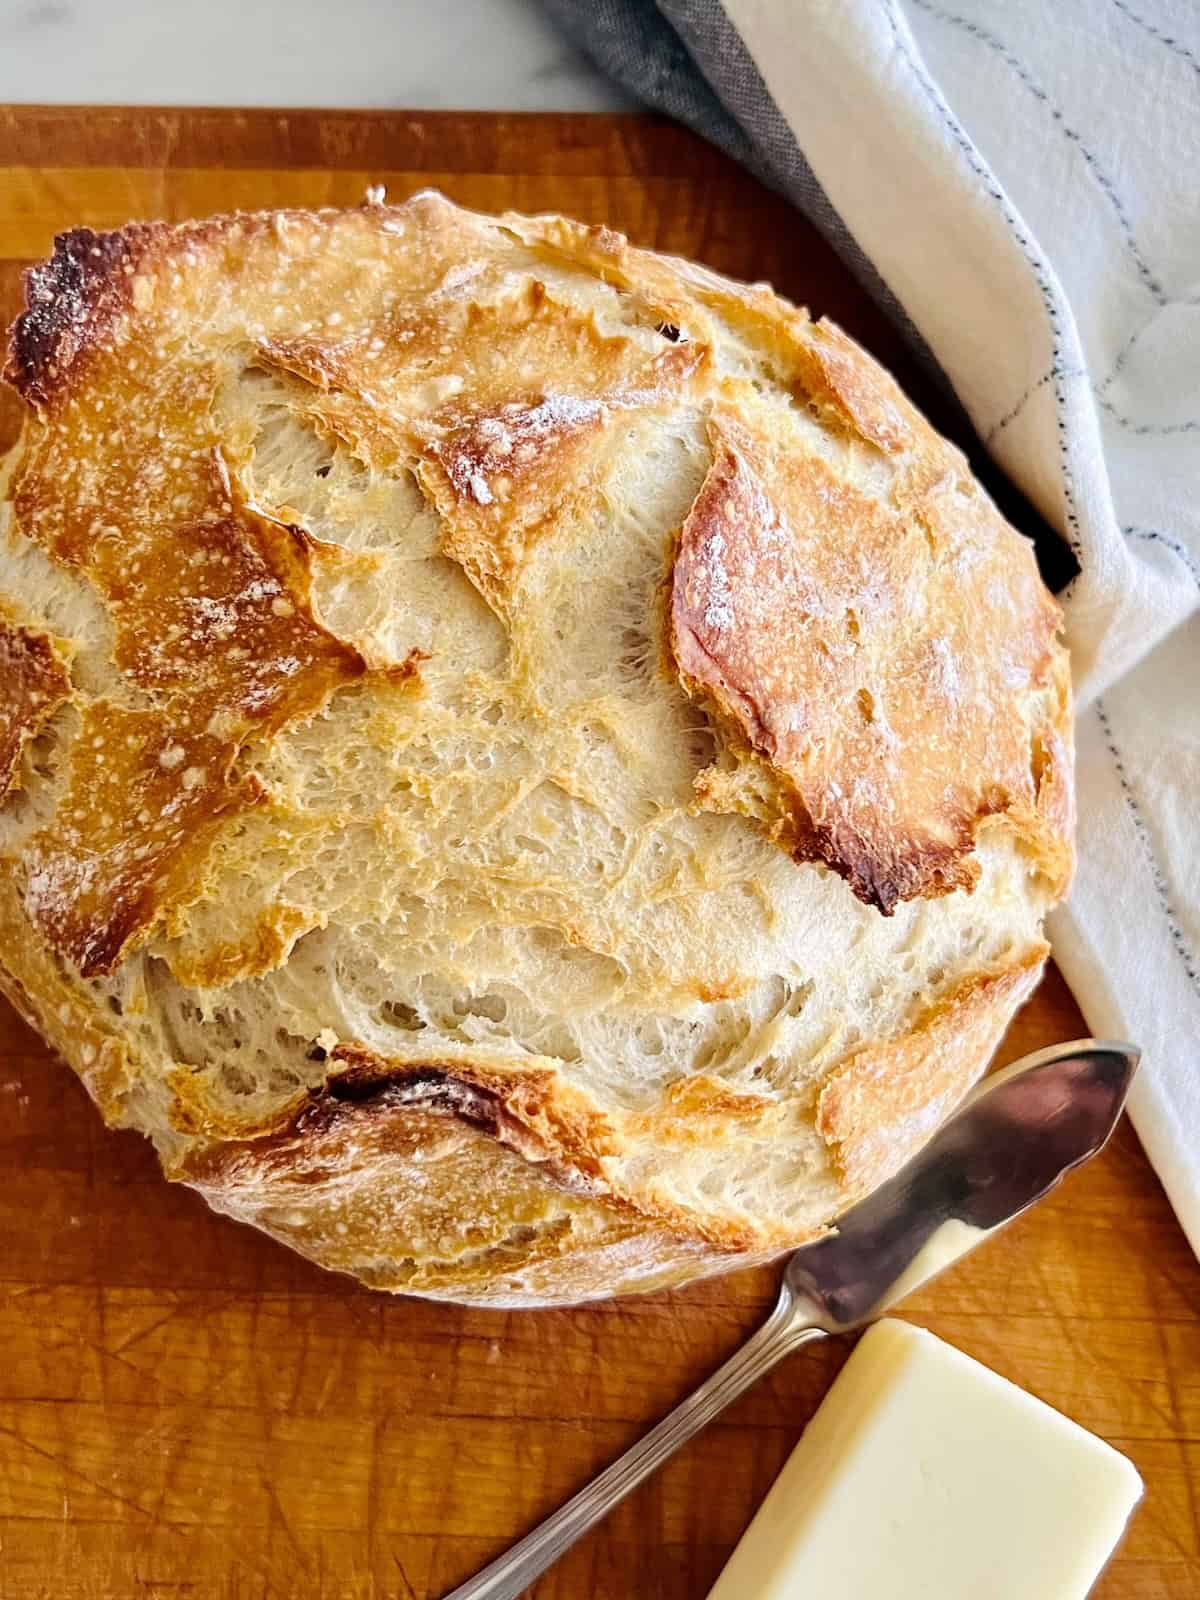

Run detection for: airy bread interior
[[0, 194, 1072, 1303]]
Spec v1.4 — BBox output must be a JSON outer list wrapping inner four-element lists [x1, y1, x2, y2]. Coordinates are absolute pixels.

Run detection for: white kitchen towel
[[546, 0, 1200, 1254]]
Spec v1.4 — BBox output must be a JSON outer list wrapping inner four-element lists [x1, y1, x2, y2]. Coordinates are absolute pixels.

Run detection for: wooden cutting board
[[1, 106, 1197, 1600]]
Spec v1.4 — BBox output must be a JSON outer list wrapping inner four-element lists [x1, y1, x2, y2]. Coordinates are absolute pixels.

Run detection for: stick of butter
[[707, 1318, 1142, 1599]]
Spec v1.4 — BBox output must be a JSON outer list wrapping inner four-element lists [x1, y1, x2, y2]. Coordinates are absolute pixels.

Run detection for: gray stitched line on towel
[[1094, 699, 1200, 996], [911, 0, 1166, 303], [985, 364, 1087, 444], [1123, 525, 1200, 594], [1110, 0, 1200, 78], [1099, 325, 1146, 395], [1097, 391, 1200, 435], [1096, 294, 1200, 394], [881, 0, 1085, 558]]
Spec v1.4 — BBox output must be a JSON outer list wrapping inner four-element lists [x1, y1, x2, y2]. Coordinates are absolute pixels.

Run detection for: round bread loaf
[[0, 192, 1073, 1305]]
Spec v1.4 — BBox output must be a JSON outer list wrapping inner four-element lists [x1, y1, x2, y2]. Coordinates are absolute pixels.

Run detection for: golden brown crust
[[0, 192, 1075, 1306], [790, 320, 916, 455], [0, 877, 137, 1121], [11, 479, 366, 975], [329, 1042, 620, 1169], [256, 277, 705, 612], [179, 1084, 748, 1307], [0, 613, 71, 798], [1006, 648, 1076, 897], [322, 1047, 777, 1253], [671, 403, 1067, 913], [817, 943, 1048, 1195], [163, 901, 322, 989]]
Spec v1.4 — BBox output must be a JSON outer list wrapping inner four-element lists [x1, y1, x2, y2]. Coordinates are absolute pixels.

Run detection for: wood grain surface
[[0, 105, 1197, 1600]]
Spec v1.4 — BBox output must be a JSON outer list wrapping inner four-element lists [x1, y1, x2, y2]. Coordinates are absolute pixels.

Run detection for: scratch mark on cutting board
[[0, 1420, 177, 1528], [258, 1465, 309, 1573], [109, 1293, 238, 1358], [392, 1551, 418, 1600]]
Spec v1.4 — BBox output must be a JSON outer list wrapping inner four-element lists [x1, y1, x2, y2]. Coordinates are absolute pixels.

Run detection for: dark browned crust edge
[[319, 1047, 614, 1191], [2, 226, 159, 410], [179, 1052, 596, 1207], [314, 1060, 513, 1140], [673, 621, 977, 918]]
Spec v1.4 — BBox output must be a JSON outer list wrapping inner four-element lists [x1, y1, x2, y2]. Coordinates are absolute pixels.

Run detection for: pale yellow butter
[[707, 1318, 1142, 1599]]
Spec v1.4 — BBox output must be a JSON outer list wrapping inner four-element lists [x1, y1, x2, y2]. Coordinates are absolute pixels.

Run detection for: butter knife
[[442, 1037, 1139, 1600]]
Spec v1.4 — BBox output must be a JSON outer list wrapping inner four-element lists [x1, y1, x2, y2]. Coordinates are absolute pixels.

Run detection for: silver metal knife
[[442, 1037, 1139, 1600]]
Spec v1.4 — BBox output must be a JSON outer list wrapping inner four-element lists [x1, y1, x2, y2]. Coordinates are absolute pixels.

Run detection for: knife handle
[[440, 1283, 824, 1600]]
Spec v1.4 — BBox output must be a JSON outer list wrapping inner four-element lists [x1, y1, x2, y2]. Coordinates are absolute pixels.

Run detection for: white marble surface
[[0, 0, 630, 111]]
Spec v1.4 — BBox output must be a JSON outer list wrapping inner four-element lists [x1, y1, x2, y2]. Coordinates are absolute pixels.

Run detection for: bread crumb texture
[[0, 194, 1073, 1304]]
